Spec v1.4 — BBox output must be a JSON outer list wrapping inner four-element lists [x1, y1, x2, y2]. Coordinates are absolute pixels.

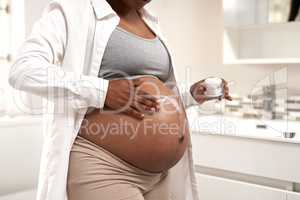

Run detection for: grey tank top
[[98, 26, 171, 82]]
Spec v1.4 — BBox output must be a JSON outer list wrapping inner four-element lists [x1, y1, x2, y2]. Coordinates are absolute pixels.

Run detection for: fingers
[[222, 80, 233, 101], [194, 94, 209, 104], [191, 82, 205, 94], [132, 78, 159, 107], [136, 90, 159, 103], [221, 78, 228, 85], [196, 84, 206, 92], [190, 81, 208, 104], [195, 84, 206, 94], [135, 88, 159, 112], [136, 90, 159, 108], [123, 107, 145, 120], [135, 95, 160, 112], [191, 78, 233, 103], [106, 78, 160, 119], [225, 94, 233, 101]]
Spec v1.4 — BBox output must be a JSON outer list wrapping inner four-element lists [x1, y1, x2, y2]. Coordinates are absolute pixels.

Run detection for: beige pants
[[67, 135, 170, 200]]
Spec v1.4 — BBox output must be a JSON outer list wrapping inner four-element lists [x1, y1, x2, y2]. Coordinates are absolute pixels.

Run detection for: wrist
[[187, 86, 200, 106]]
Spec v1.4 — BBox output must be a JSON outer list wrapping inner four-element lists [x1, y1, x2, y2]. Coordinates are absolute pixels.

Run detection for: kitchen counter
[[186, 108, 300, 144], [187, 110, 300, 199]]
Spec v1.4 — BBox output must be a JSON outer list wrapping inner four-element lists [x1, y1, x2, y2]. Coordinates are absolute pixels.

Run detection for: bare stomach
[[78, 76, 189, 173]]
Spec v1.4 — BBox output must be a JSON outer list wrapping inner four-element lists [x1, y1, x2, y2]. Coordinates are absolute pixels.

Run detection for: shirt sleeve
[[8, 7, 109, 110]]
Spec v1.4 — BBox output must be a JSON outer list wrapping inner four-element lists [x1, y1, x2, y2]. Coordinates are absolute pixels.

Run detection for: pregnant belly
[[78, 76, 190, 173]]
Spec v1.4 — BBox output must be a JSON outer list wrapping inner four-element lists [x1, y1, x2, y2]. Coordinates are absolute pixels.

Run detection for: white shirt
[[8, 0, 200, 199]]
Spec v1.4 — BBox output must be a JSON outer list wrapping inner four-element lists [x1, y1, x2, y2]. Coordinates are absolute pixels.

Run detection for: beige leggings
[[67, 135, 170, 200]]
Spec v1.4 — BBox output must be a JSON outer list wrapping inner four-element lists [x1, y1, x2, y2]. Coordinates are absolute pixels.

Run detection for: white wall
[[25, 0, 49, 36], [0, 118, 43, 196], [24, 0, 300, 97], [148, 0, 300, 96], [223, 0, 269, 26]]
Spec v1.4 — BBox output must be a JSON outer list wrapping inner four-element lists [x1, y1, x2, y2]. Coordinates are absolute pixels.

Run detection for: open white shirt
[[8, 0, 200, 199]]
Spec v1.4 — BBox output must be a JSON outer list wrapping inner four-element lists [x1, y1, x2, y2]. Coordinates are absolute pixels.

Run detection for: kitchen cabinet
[[287, 192, 300, 200], [191, 133, 300, 183], [196, 174, 285, 200], [223, 0, 300, 64], [191, 132, 300, 200]]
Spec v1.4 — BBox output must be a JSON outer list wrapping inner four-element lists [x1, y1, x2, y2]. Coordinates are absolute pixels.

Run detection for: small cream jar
[[203, 77, 224, 99]]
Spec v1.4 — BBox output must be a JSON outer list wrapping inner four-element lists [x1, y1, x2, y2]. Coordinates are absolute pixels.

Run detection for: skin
[[190, 79, 232, 104], [104, 0, 159, 119], [78, 0, 233, 173], [80, 77, 190, 172], [104, 0, 232, 120]]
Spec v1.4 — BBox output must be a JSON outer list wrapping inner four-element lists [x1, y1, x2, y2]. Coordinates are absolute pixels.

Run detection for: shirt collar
[[90, 0, 158, 23]]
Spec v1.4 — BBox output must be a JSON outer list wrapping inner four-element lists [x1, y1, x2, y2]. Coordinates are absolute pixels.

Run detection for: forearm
[[9, 56, 109, 109], [8, 7, 109, 110]]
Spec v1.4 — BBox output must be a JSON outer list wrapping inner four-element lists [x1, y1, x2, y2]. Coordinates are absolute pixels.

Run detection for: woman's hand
[[190, 78, 233, 104], [104, 78, 160, 120]]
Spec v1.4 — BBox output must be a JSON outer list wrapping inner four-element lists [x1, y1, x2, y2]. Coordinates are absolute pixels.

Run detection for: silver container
[[283, 132, 296, 138]]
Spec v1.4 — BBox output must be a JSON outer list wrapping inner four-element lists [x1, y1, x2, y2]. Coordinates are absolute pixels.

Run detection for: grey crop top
[[98, 26, 171, 82]]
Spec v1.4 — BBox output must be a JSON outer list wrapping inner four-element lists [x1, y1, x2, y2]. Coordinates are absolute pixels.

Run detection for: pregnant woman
[[8, 0, 231, 199]]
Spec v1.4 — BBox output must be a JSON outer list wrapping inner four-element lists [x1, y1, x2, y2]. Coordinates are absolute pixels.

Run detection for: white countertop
[[1, 113, 299, 144], [186, 109, 300, 144]]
